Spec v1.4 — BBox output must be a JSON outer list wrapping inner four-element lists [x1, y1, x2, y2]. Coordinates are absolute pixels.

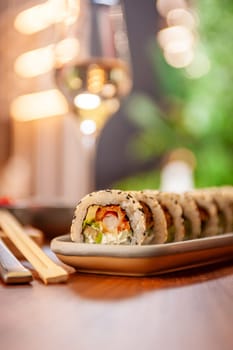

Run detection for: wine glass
[[54, 0, 132, 193]]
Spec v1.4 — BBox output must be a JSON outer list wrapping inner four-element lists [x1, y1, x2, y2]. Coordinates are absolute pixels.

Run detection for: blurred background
[[0, 0, 232, 205]]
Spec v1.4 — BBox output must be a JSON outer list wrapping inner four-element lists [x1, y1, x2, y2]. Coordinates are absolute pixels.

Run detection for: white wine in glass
[[54, 0, 132, 192]]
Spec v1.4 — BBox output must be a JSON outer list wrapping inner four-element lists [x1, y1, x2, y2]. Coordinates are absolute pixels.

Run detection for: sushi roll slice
[[157, 192, 185, 242], [188, 191, 219, 237], [200, 187, 233, 234], [70, 189, 146, 245], [144, 191, 185, 242], [212, 193, 232, 234], [220, 187, 233, 231], [131, 191, 168, 244], [178, 193, 201, 240]]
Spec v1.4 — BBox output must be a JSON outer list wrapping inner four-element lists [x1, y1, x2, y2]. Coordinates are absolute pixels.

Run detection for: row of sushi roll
[[70, 186, 233, 245]]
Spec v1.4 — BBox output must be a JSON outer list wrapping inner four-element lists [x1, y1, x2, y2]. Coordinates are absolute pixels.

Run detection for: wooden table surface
[[1, 252, 233, 350]]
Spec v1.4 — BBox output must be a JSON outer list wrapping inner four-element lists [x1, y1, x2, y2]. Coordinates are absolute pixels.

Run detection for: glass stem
[[80, 134, 97, 194]]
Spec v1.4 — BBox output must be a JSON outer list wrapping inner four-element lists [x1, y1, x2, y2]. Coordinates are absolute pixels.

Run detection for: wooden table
[[1, 253, 233, 350]]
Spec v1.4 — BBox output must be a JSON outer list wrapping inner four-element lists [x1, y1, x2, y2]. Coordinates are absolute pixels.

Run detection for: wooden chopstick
[[0, 210, 68, 284], [0, 226, 44, 259], [0, 238, 33, 284]]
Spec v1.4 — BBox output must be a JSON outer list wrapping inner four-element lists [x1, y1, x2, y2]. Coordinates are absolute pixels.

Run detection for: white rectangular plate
[[51, 233, 233, 276]]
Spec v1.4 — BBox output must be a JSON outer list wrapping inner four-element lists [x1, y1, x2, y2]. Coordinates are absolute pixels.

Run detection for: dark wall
[[96, 0, 159, 189]]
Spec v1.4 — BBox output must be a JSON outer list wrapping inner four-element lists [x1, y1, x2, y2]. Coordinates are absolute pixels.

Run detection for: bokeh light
[[164, 47, 194, 68], [167, 8, 196, 30], [55, 38, 80, 66], [156, 0, 187, 18], [14, 45, 54, 78], [80, 120, 97, 135], [10, 89, 68, 121], [74, 93, 101, 110], [14, 0, 80, 35], [157, 25, 194, 51]]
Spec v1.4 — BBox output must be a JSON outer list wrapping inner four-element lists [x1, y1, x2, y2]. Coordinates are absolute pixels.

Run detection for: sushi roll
[[220, 187, 233, 231], [188, 190, 219, 237], [70, 186, 232, 247], [200, 187, 233, 234], [144, 190, 185, 242], [70, 189, 146, 245], [212, 193, 232, 233], [131, 191, 167, 244], [178, 193, 201, 240]]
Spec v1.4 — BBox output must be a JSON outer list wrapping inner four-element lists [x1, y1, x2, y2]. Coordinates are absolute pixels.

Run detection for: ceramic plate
[[51, 233, 233, 276]]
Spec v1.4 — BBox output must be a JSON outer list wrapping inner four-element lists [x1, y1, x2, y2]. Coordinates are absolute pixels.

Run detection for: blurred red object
[[0, 197, 15, 206]]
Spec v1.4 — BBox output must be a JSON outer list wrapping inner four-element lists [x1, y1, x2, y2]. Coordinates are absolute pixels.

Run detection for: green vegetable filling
[[82, 205, 132, 244]]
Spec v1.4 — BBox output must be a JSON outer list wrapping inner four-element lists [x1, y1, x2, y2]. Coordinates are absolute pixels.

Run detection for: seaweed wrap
[[70, 189, 146, 245]]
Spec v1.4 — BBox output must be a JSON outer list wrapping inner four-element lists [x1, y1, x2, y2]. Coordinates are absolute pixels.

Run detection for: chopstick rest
[[0, 238, 33, 284], [0, 210, 68, 284]]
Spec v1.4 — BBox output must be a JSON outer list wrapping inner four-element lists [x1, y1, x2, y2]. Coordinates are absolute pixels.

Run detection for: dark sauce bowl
[[2, 203, 75, 240]]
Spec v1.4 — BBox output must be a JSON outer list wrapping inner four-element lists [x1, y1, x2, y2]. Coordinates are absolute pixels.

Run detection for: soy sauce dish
[[0, 198, 75, 239]]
